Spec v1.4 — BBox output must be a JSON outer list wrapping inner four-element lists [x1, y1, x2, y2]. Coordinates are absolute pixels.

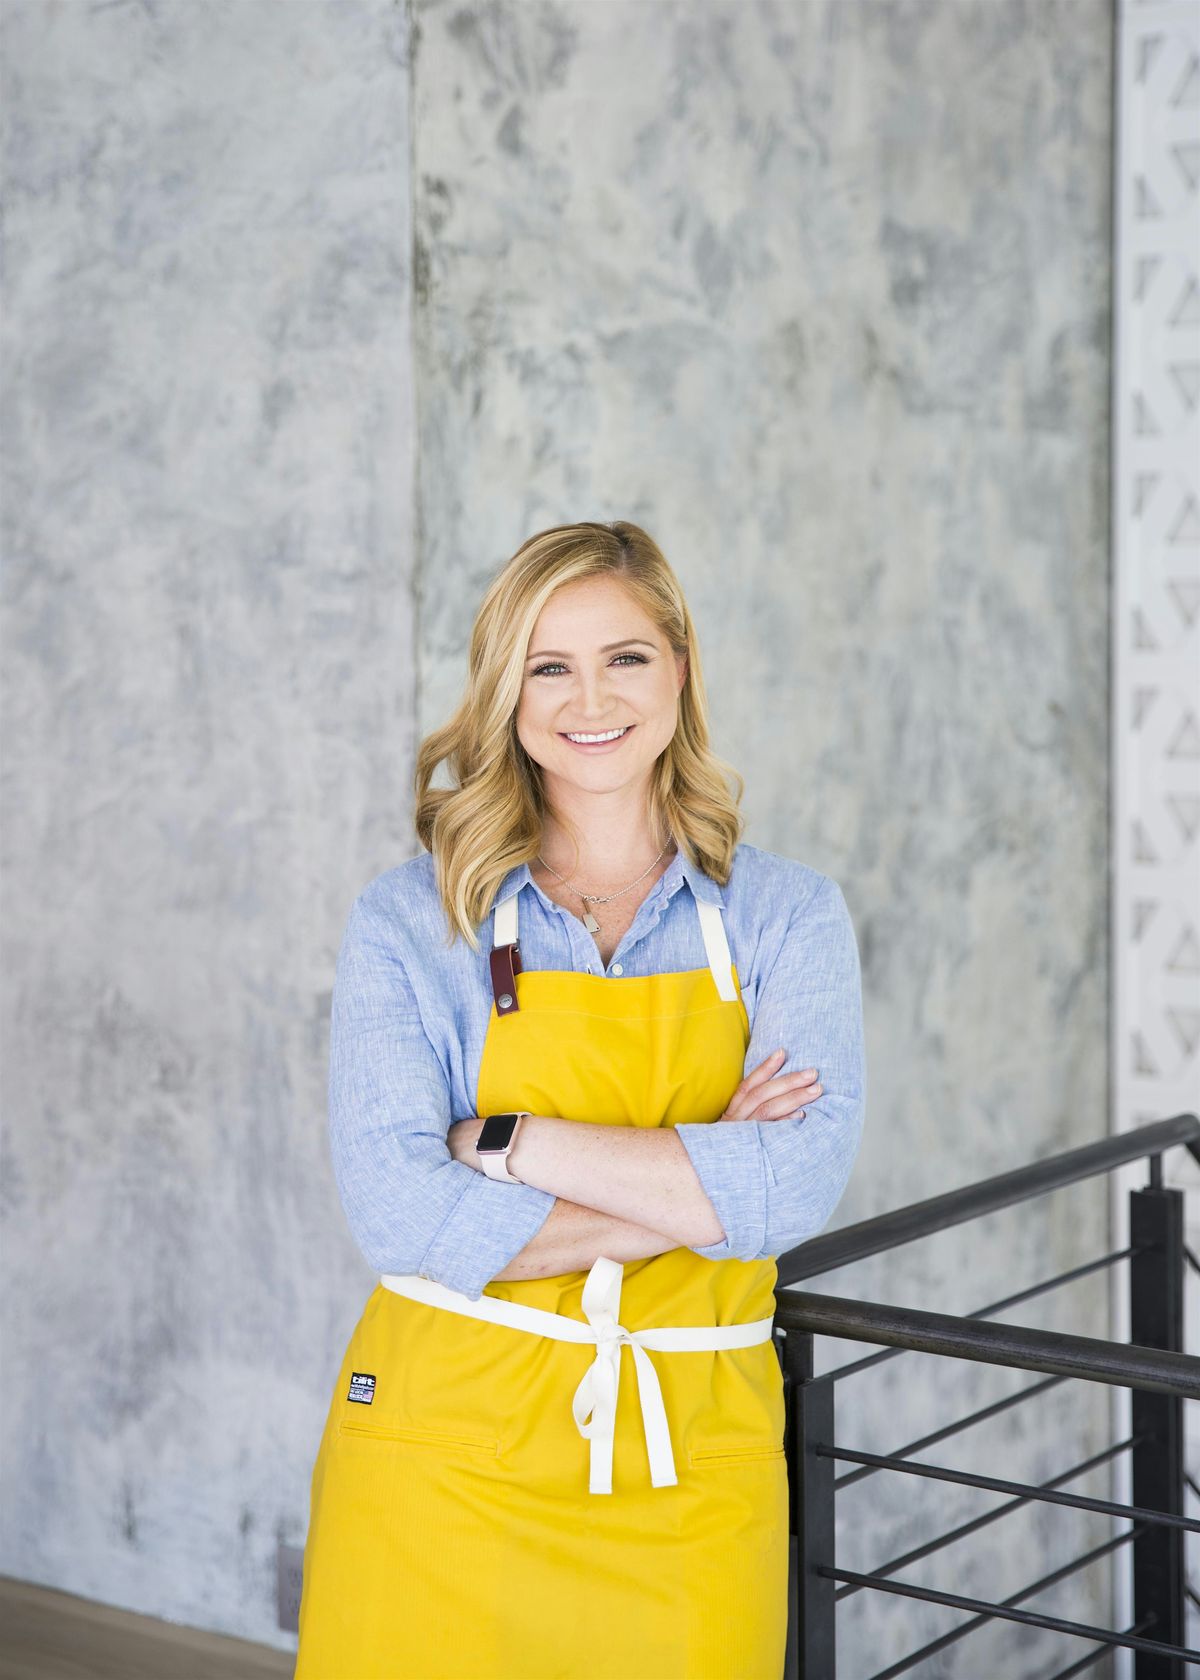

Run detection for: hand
[[720, 1050, 822, 1122], [447, 1116, 487, 1167]]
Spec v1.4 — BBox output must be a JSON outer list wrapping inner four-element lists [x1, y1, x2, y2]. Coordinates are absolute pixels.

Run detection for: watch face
[[477, 1113, 519, 1153]]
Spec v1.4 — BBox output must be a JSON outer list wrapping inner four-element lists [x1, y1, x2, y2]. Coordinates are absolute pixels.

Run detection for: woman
[[294, 520, 866, 1679]]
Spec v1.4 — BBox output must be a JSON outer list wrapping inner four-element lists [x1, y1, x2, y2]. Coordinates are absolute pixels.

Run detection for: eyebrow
[[525, 638, 657, 661]]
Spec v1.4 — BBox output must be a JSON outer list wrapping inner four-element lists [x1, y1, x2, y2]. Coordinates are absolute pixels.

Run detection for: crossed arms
[[451, 1115, 739, 1284], [327, 872, 866, 1302]]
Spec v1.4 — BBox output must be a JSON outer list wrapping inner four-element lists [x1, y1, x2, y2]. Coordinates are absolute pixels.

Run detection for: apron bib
[[295, 885, 788, 1680]]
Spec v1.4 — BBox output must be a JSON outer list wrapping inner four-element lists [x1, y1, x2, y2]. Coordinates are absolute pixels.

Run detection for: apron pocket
[[338, 1418, 501, 1456], [687, 1442, 786, 1468]]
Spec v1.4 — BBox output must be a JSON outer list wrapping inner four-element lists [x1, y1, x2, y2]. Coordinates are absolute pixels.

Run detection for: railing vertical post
[[778, 1328, 798, 1680], [1129, 1180, 1185, 1678], [783, 1325, 836, 1679]]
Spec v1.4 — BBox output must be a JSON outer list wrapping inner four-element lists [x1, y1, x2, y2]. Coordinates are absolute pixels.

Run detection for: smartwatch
[[475, 1111, 531, 1182]]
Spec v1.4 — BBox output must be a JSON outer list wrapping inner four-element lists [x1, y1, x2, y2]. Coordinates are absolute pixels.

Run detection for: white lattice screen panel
[[1112, 2, 1199, 1666]]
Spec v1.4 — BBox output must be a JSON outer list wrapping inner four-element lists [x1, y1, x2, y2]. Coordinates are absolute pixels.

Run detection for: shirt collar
[[493, 841, 724, 910]]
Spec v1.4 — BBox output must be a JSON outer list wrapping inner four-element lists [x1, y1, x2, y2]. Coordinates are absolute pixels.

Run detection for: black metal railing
[[771, 1113, 1200, 1679]]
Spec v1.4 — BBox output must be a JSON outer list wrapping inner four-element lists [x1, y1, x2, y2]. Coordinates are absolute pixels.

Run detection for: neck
[[537, 819, 676, 894]]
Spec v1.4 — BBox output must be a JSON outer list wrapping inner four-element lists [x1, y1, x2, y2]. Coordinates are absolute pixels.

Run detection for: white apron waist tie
[[379, 1254, 777, 1496]]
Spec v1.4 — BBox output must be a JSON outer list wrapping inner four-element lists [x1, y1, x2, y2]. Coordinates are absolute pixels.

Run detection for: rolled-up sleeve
[[328, 890, 557, 1300], [673, 874, 867, 1261]]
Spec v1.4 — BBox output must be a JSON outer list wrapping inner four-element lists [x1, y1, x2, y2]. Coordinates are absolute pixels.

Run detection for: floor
[[0, 1575, 295, 1680]]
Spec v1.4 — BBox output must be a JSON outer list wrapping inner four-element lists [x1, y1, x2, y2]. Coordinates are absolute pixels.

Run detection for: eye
[[531, 652, 648, 677]]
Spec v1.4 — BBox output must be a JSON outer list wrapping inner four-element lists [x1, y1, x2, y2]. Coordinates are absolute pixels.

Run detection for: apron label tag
[[347, 1371, 376, 1404]]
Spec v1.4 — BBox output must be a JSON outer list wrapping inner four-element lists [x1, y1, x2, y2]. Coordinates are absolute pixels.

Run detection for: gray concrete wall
[[1, 0, 417, 1648], [2, 0, 1115, 1665]]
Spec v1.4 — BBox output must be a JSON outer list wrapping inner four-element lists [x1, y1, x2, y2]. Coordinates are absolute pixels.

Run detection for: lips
[[558, 725, 635, 751]]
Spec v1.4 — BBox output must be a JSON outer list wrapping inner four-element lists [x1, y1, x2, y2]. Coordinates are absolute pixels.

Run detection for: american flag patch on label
[[347, 1371, 376, 1404]]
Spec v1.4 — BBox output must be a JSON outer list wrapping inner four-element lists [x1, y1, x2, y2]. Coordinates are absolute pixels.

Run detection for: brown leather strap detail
[[488, 941, 523, 1015]]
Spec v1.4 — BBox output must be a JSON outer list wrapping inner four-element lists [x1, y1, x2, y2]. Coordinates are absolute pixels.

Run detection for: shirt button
[[611, 963, 623, 975]]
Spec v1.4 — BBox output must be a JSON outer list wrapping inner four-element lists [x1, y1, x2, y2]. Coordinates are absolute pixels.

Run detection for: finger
[[743, 1048, 788, 1092], [724, 1059, 820, 1123], [720, 1050, 785, 1122], [755, 1081, 821, 1120], [752, 1057, 819, 1094], [757, 1073, 822, 1108]]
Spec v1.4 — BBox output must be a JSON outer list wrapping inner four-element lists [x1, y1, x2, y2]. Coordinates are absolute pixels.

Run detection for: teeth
[[565, 726, 629, 743]]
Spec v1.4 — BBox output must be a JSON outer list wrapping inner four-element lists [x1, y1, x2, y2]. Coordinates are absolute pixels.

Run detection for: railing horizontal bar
[[1186, 1241, 1200, 1277], [857, 1526, 1143, 1680], [833, 1374, 1066, 1491], [834, 1437, 1139, 1602], [1188, 1469, 1200, 1503], [1035, 1616, 1157, 1680], [774, 1288, 1200, 1396], [818, 1246, 1134, 1383], [1040, 1644, 1108, 1680], [824, 1439, 1199, 1532], [844, 1526, 1200, 1669], [778, 1112, 1199, 1283]]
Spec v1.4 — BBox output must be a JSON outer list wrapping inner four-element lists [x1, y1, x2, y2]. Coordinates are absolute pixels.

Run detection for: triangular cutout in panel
[[1165, 795, 1200, 845], [1132, 818, 1159, 864], [1166, 922, 1200, 975], [1168, 364, 1200, 409], [1167, 578, 1200, 627], [1133, 899, 1158, 941], [1166, 493, 1200, 544], [1171, 140, 1200, 190], [1166, 710, 1200, 760], [1135, 174, 1162, 218], [1132, 1028, 1158, 1077], [1133, 391, 1160, 435], [1137, 33, 1164, 84], [1133, 606, 1160, 650], [1170, 275, 1199, 328], [1164, 1006, 1200, 1059], [1135, 254, 1161, 300], [1170, 50, 1199, 109]]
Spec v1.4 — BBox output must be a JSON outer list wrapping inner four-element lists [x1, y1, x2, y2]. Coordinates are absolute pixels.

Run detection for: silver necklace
[[536, 843, 672, 935]]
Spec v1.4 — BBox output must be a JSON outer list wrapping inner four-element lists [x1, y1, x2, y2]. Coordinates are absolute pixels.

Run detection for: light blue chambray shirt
[[328, 841, 867, 1301]]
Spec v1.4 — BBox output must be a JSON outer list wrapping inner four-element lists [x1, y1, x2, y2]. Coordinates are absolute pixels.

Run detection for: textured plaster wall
[[1, 0, 416, 1648], [2, 0, 1114, 1665]]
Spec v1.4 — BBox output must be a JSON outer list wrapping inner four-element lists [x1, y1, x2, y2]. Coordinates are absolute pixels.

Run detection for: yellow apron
[[295, 882, 788, 1680]]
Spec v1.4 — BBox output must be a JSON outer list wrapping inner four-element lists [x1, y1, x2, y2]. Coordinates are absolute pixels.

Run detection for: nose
[[571, 666, 622, 720]]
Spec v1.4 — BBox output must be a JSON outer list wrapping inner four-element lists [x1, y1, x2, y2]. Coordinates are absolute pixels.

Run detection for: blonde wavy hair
[[414, 520, 746, 949]]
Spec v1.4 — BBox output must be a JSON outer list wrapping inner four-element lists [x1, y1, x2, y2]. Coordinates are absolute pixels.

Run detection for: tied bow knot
[[376, 1261, 779, 1498], [568, 1255, 678, 1496]]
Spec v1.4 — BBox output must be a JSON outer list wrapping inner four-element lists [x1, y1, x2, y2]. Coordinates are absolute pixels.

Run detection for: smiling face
[[516, 574, 688, 807]]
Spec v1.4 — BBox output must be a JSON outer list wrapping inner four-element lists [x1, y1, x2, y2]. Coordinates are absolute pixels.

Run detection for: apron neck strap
[[491, 888, 737, 1002]]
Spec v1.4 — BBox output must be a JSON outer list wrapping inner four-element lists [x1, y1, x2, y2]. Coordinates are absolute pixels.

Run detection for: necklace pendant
[[582, 908, 600, 933]]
